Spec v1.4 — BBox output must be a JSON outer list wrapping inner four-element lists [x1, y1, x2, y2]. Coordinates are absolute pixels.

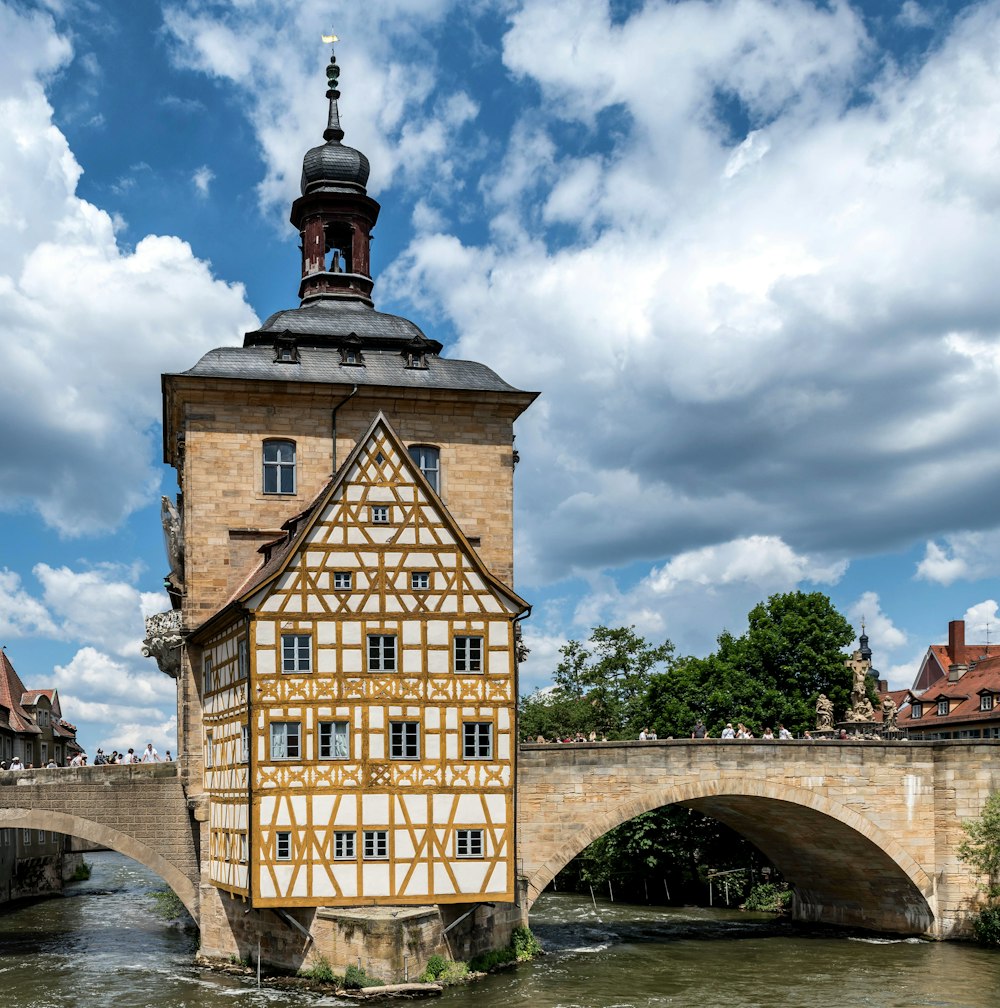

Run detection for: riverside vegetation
[[958, 790, 1000, 946]]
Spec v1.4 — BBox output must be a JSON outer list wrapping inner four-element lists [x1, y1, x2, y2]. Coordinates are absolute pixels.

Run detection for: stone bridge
[[0, 763, 199, 917], [517, 739, 1000, 938], [2, 742, 997, 940]]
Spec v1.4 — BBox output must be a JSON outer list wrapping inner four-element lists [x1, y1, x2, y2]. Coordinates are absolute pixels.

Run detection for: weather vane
[[322, 30, 339, 44]]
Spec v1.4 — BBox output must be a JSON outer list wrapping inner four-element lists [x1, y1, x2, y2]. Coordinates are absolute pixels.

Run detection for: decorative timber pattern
[[195, 414, 526, 908]]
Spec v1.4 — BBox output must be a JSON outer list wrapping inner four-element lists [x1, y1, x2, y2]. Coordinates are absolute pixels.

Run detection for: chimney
[[949, 663, 968, 683], [878, 679, 888, 693], [948, 620, 965, 659]]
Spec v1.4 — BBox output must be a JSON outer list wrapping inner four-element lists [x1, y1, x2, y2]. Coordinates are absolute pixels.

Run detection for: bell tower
[[148, 36, 538, 975]]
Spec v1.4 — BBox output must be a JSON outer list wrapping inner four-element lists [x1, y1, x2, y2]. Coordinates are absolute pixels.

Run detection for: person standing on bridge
[[721, 723, 735, 739], [691, 720, 707, 739], [141, 742, 160, 763]]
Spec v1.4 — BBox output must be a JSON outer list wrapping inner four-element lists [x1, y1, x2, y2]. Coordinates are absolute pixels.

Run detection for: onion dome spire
[[291, 33, 380, 304]]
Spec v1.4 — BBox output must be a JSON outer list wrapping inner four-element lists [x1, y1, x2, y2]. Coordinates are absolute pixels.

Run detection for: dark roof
[[179, 344, 525, 396], [900, 653, 1000, 730], [245, 299, 437, 350]]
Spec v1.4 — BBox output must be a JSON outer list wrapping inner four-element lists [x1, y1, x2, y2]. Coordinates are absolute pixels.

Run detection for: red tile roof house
[[894, 620, 1000, 740]]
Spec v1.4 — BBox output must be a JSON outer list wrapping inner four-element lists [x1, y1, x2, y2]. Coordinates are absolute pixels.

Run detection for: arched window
[[263, 439, 296, 494], [408, 444, 440, 493]]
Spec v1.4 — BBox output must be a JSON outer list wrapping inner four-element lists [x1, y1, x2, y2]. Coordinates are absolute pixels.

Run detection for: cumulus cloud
[[382, 0, 1000, 613], [845, 590, 907, 652], [53, 647, 174, 707], [0, 568, 58, 639], [962, 599, 1000, 641], [916, 531, 1000, 585], [0, 4, 256, 536]]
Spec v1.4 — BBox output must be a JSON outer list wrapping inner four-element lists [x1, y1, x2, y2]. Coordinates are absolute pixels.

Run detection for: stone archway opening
[[0, 808, 198, 921], [523, 787, 934, 936]]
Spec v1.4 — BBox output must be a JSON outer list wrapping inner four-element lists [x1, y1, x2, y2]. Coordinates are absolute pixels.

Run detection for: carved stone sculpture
[[161, 495, 185, 581], [142, 609, 183, 679], [881, 694, 898, 731], [816, 693, 834, 730]]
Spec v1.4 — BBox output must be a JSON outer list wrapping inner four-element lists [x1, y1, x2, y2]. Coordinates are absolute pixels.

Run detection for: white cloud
[[962, 599, 1000, 641], [0, 568, 58, 638], [916, 531, 1000, 585], [898, 2, 934, 29], [52, 646, 174, 706], [845, 590, 907, 652], [192, 164, 214, 196], [0, 5, 256, 536]]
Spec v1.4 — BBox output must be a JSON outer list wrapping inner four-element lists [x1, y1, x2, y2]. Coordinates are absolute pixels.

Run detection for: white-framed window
[[454, 636, 483, 673], [371, 504, 390, 524], [275, 831, 291, 861], [456, 829, 484, 858], [408, 445, 440, 493], [334, 571, 352, 590], [240, 724, 250, 763], [319, 721, 350, 759], [368, 634, 397, 672], [281, 633, 311, 673], [937, 700, 949, 716], [411, 572, 429, 590], [270, 722, 301, 760], [40, 743, 48, 764], [263, 439, 296, 494], [390, 722, 420, 760], [463, 722, 493, 759], [363, 830, 388, 860], [911, 703, 923, 719], [23, 829, 30, 844], [334, 831, 356, 860], [203, 656, 214, 693], [981, 694, 994, 712], [239, 833, 248, 863], [238, 638, 249, 679], [37, 709, 49, 727], [205, 731, 214, 768], [37, 830, 45, 844]]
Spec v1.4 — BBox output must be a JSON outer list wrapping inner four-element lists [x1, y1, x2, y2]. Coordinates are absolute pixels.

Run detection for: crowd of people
[[1, 742, 173, 771]]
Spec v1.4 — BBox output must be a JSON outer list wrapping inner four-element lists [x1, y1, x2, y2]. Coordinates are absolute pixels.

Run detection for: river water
[[0, 852, 998, 1007]]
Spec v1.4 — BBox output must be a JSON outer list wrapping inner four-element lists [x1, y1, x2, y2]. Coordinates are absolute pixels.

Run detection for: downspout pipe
[[331, 385, 359, 471]]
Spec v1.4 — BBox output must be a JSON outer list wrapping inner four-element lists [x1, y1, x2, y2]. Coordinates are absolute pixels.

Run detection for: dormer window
[[936, 699, 949, 716], [402, 335, 432, 370], [911, 702, 923, 719], [339, 332, 364, 366], [405, 350, 427, 369], [981, 693, 994, 712], [273, 336, 299, 363]]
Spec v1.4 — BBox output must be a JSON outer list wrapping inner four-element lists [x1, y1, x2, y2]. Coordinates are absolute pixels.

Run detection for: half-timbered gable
[[193, 413, 526, 907]]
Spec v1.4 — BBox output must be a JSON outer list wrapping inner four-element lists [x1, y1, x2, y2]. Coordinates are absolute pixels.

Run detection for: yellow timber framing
[[191, 412, 527, 908]]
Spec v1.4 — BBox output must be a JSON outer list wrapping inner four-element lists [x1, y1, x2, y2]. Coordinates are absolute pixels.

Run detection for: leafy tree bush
[[958, 790, 1000, 945], [511, 926, 542, 960], [299, 954, 340, 983], [343, 964, 383, 989], [742, 881, 792, 913]]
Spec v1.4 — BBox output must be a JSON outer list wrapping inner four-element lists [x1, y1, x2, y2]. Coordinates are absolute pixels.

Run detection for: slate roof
[[180, 345, 523, 396], [246, 299, 432, 348]]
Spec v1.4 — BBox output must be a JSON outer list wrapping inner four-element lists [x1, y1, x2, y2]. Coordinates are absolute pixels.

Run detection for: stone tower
[[146, 41, 537, 972]]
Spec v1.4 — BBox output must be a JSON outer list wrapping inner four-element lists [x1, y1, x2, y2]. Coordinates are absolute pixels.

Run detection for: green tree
[[551, 626, 675, 739], [958, 791, 1000, 945]]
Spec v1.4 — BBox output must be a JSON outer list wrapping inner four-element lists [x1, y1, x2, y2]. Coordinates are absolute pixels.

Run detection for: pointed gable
[[219, 412, 527, 624]]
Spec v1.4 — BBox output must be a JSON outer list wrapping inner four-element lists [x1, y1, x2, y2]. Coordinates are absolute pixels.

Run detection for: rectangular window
[[41, 743, 47, 764], [203, 656, 214, 693], [281, 633, 311, 673], [334, 831, 356, 860], [37, 830, 45, 844], [238, 638, 249, 679], [275, 831, 291, 861], [23, 829, 30, 845], [368, 634, 397, 672], [463, 722, 493, 760], [239, 834, 248, 863], [911, 703, 923, 719], [937, 700, 949, 716], [334, 571, 352, 590], [454, 636, 483, 673], [363, 830, 388, 860], [270, 722, 301, 760], [456, 829, 484, 858], [411, 572, 429, 590], [371, 504, 390, 524], [263, 440, 296, 494], [319, 721, 350, 759], [982, 694, 994, 712], [205, 731, 214, 768], [390, 721, 420, 760], [240, 724, 250, 764], [408, 445, 440, 493]]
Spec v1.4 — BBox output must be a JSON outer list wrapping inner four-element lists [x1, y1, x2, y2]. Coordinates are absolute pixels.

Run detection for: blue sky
[[3, 0, 1000, 755]]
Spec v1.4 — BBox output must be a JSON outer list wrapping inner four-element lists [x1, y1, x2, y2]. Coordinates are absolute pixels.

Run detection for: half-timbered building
[[145, 41, 536, 963]]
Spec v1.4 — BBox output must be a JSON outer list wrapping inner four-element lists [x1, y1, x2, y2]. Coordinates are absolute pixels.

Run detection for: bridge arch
[[523, 773, 935, 935], [1, 807, 198, 919]]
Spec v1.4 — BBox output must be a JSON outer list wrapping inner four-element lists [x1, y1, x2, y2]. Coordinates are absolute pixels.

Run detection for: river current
[[0, 851, 997, 1007]]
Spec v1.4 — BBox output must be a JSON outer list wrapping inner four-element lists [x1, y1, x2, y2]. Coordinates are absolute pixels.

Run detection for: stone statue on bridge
[[845, 649, 876, 722], [816, 693, 834, 730], [881, 694, 899, 731]]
